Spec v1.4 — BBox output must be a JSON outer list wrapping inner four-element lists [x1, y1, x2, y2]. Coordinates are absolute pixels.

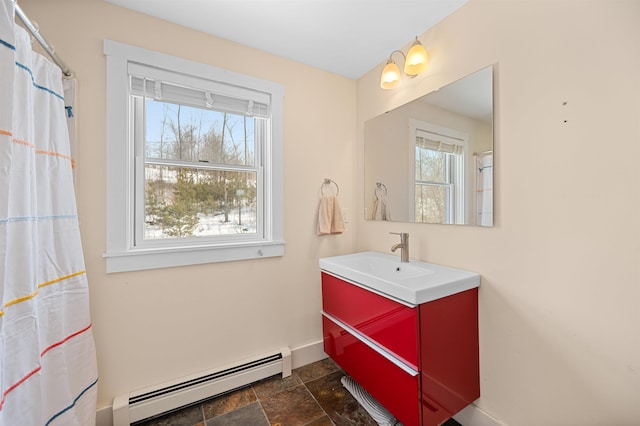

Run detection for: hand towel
[[317, 195, 346, 235], [379, 199, 390, 221], [371, 198, 379, 220], [372, 198, 391, 221]]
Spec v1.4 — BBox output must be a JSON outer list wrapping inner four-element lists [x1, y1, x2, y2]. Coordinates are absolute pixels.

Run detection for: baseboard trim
[[291, 340, 326, 369], [96, 406, 112, 426], [95, 341, 326, 426], [454, 402, 505, 426]]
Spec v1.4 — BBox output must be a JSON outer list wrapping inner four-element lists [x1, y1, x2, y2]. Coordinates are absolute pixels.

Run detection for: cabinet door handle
[[322, 311, 418, 377]]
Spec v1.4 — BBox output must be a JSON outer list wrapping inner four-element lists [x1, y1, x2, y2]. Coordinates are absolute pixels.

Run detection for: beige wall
[[20, 0, 357, 411], [357, 0, 640, 425], [17, 0, 640, 424]]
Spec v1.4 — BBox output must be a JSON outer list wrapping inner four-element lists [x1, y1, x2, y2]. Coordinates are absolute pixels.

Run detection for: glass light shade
[[380, 60, 401, 90], [404, 41, 428, 76]]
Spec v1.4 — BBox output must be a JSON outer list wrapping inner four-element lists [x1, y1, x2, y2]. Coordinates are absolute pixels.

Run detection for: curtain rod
[[14, 2, 73, 77]]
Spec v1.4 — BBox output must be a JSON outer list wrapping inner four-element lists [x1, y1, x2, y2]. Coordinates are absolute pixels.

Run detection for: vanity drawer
[[322, 314, 420, 426], [321, 272, 419, 369]]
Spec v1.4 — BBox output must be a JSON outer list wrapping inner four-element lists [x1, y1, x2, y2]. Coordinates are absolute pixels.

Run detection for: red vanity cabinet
[[321, 272, 479, 426]]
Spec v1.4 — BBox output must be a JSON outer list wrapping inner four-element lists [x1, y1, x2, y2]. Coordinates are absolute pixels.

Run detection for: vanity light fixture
[[380, 36, 429, 90]]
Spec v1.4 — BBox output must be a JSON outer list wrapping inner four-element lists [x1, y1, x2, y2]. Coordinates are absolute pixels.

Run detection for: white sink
[[319, 251, 479, 305]]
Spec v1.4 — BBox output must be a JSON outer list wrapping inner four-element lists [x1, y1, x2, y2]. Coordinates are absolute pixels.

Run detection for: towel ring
[[375, 182, 387, 199], [321, 179, 339, 196]]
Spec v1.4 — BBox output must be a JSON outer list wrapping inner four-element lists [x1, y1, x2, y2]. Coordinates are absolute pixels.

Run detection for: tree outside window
[[141, 100, 259, 240]]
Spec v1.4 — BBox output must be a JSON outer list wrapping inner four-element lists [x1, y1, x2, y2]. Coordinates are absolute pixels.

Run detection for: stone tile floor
[[133, 358, 462, 426]]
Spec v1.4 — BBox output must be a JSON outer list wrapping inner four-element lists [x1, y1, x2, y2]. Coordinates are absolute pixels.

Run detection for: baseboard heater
[[112, 347, 291, 425]]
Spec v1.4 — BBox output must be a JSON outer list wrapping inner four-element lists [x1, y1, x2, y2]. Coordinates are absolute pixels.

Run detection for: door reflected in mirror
[[365, 66, 494, 226]]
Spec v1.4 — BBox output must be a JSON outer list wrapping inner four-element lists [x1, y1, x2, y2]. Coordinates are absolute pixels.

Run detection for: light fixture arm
[[387, 49, 406, 63]]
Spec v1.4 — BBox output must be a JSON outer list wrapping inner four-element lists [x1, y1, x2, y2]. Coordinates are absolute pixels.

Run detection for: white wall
[[357, 0, 640, 425], [19, 0, 357, 411]]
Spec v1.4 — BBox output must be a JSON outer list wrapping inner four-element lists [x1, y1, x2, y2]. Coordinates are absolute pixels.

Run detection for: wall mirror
[[364, 65, 494, 226]]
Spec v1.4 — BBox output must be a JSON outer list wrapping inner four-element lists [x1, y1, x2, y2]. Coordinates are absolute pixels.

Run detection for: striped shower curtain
[[475, 152, 493, 226], [0, 1, 98, 425]]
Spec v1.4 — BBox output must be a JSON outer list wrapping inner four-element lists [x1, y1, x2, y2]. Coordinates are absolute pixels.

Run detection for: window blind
[[415, 129, 464, 155], [128, 62, 270, 118]]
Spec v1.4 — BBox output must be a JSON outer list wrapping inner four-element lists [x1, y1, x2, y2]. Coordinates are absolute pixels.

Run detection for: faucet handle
[[390, 232, 408, 237]]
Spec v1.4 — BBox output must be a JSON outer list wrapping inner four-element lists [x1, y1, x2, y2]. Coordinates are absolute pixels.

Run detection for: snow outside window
[[104, 41, 284, 273]]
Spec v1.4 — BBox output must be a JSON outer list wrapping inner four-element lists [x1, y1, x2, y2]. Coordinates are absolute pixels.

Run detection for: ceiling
[[104, 0, 468, 79]]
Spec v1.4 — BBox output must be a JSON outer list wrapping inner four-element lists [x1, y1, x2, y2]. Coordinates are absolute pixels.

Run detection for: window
[[104, 41, 284, 273], [409, 120, 467, 224]]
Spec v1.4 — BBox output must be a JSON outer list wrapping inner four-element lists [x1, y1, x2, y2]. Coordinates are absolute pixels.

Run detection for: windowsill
[[104, 240, 285, 273]]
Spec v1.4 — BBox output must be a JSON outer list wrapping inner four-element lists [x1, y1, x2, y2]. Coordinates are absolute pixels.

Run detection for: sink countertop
[[319, 251, 480, 306]]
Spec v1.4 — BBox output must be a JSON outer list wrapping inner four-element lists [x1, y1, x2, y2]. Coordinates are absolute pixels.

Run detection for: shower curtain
[[475, 152, 493, 226], [0, 1, 98, 425]]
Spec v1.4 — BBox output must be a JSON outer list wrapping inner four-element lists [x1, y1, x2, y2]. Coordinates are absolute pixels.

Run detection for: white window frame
[[104, 40, 284, 273], [408, 119, 468, 224]]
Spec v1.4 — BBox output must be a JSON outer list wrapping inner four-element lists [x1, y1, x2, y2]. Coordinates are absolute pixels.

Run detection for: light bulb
[[404, 39, 428, 76], [380, 60, 401, 90]]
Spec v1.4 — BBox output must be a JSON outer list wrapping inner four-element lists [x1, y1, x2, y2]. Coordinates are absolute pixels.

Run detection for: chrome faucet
[[390, 232, 409, 262]]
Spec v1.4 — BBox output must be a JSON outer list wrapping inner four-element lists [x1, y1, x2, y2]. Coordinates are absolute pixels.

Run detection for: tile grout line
[[199, 402, 206, 425], [301, 379, 336, 426], [250, 384, 272, 426], [299, 365, 343, 426], [255, 371, 328, 426]]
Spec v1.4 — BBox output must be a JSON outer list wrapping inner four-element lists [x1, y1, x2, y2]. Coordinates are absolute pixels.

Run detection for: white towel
[[372, 198, 391, 221], [317, 195, 346, 235]]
